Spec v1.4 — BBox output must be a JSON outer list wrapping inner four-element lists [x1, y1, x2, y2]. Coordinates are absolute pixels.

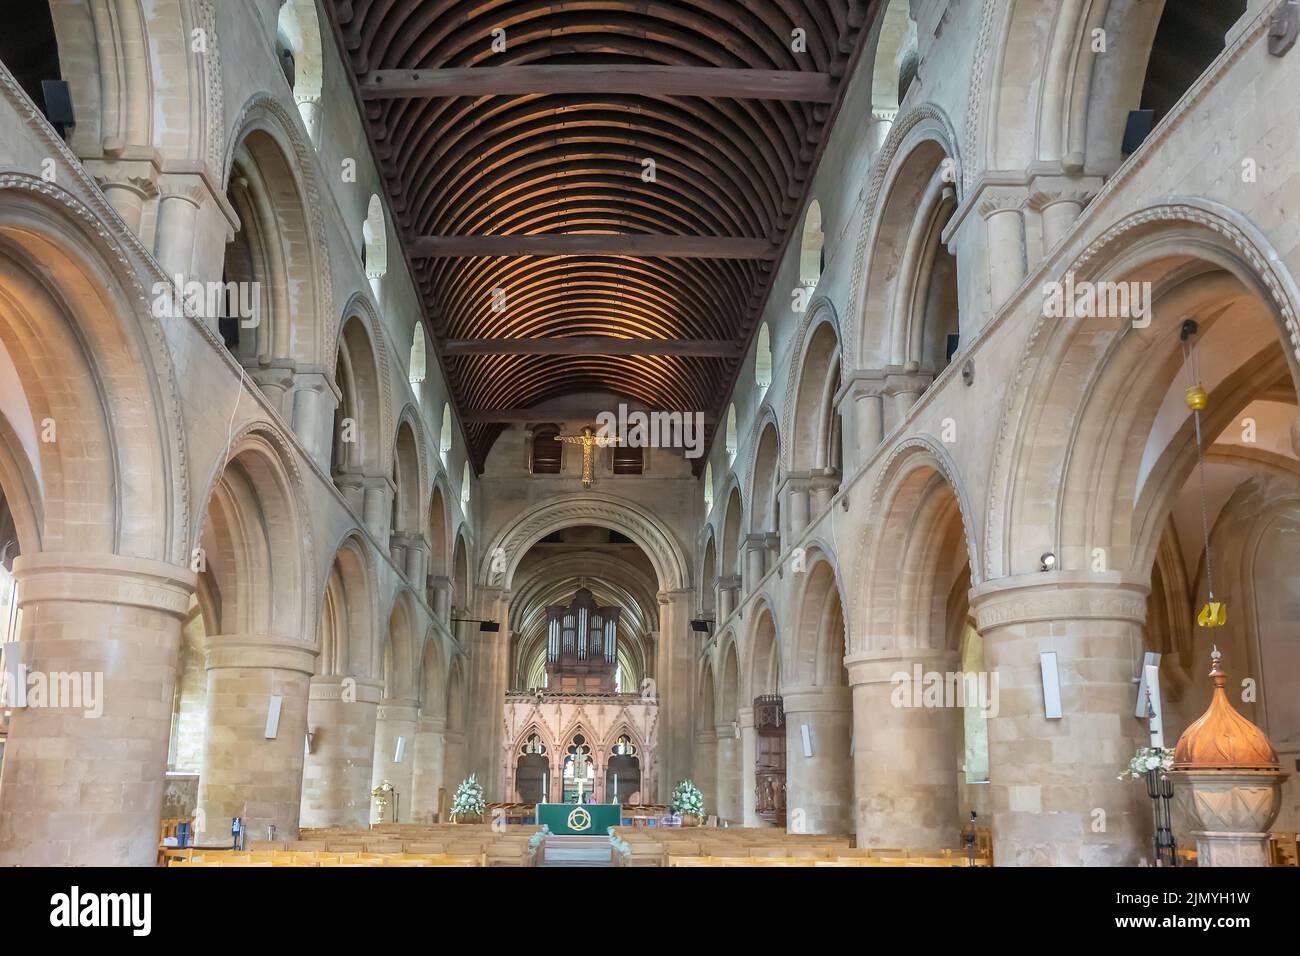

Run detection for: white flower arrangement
[[1118, 746, 1176, 780], [450, 773, 486, 819], [670, 779, 705, 818]]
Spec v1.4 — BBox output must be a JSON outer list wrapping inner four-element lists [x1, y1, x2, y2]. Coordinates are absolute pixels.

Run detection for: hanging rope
[[1180, 320, 1226, 628]]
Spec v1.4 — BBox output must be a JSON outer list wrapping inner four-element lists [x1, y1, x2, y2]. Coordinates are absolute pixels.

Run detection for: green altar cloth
[[536, 803, 622, 835]]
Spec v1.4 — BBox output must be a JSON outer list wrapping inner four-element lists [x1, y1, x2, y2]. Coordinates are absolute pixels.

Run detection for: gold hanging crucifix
[[558, 425, 619, 488]]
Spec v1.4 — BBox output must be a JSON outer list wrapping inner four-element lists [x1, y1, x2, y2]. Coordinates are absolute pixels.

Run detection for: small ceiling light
[[1040, 552, 1057, 572]]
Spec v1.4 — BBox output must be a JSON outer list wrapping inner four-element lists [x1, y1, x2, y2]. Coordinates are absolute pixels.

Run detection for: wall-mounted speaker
[[40, 80, 74, 137], [394, 736, 406, 763], [1122, 109, 1154, 155], [800, 724, 813, 758], [264, 694, 283, 739], [1040, 652, 1063, 719]]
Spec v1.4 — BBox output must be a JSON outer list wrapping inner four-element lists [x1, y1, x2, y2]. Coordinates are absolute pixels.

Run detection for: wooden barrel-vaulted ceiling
[[325, 0, 876, 466]]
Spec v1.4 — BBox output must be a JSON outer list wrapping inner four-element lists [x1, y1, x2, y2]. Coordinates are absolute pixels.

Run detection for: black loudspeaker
[[1122, 109, 1154, 155], [40, 80, 75, 136]]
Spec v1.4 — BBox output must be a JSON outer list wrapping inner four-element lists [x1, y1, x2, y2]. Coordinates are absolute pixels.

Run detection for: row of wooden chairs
[[164, 849, 485, 867], [1269, 832, 1298, 867], [668, 855, 990, 868]]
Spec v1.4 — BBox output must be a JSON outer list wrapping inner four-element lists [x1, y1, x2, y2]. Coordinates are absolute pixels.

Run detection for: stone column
[[981, 190, 1028, 307], [290, 370, 339, 472], [763, 533, 782, 576], [784, 477, 811, 539], [654, 588, 696, 800], [197, 634, 317, 843], [840, 374, 886, 473], [970, 576, 1149, 866], [0, 553, 194, 866], [743, 535, 766, 592], [361, 476, 394, 541], [715, 721, 741, 822], [154, 187, 202, 282], [429, 575, 452, 623], [883, 370, 934, 424], [371, 698, 420, 822], [809, 472, 840, 516], [300, 674, 383, 828], [694, 728, 717, 813], [410, 715, 447, 822], [739, 706, 763, 827], [782, 686, 854, 834], [717, 575, 740, 621], [845, 648, 961, 849]]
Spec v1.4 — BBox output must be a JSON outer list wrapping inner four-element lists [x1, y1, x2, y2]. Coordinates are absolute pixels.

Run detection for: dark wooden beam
[[360, 66, 837, 102], [462, 406, 718, 425], [442, 337, 742, 357], [409, 234, 777, 259]]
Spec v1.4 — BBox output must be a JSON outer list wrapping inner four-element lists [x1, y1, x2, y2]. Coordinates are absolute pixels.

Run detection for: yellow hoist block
[[1197, 602, 1227, 628], [1185, 384, 1208, 411]]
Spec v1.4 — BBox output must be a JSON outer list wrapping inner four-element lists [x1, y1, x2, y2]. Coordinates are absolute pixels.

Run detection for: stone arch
[[0, 176, 185, 563], [390, 411, 428, 540], [697, 656, 717, 730], [853, 437, 980, 654], [784, 301, 843, 474], [331, 308, 387, 482], [427, 478, 452, 580], [986, 200, 1300, 580], [478, 492, 689, 593], [276, 0, 325, 143], [743, 599, 781, 701], [746, 418, 781, 542], [859, 137, 959, 376], [984, 0, 1250, 179], [194, 423, 315, 643], [380, 590, 420, 700], [49, 0, 217, 168], [719, 481, 744, 581], [786, 544, 849, 688], [317, 530, 378, 680], [717, 631, 740, 720], [699, 525, 717, 619], [452, 528, 471, 609], [223, 94, 332, 369], [445, 654, 467, 733], [867, 0, 919, 120], [844, 105, 962, 371], [418, 633, 446, 716]]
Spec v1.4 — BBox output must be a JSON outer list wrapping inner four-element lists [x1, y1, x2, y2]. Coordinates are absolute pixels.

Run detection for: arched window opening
[[530, 424, 562, 474], [754, 324, 773, 397], [799, 201, 824, 288], [363, 194, 388, 284], [408, 324, 427, 402], [0, 4, 63, 134], [1132, 1, 1245, 148], [613, 443, 643, 476], [871, 0, 918, 120], [703, 462, 714, 513], [440, 404, 453, 465], [460, 461, 471, 511], [725, 404, 738, 461], [276, 0, 325, 143]]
